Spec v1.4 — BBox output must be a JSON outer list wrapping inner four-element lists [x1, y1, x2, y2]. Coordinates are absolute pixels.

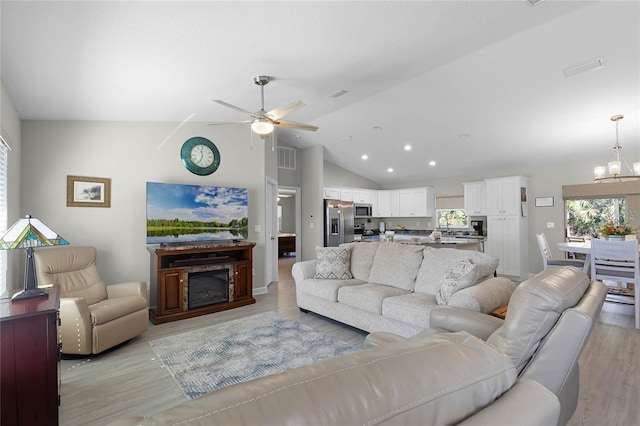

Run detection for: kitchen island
[[360, 234, 485, 252]]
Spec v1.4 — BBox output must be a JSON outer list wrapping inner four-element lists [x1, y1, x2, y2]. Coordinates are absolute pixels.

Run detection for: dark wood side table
[[1, 285, 60, 426]]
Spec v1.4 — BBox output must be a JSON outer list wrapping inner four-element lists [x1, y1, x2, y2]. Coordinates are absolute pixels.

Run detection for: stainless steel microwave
[[354, 203, 373, 218]]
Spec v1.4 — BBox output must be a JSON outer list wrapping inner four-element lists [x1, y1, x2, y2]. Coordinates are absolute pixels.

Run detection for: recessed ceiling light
[[339, 135, 353, 142], [404, 144, 412, 151], [429, 161, 436, 166], [458, 134, 470, 139], [361, 154, 368, 160], [387, 168, 393, 173], [373, 126, 383, 132]]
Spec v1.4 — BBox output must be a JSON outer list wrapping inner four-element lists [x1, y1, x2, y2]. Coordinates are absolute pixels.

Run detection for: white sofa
[[292, 242, 517, 337]]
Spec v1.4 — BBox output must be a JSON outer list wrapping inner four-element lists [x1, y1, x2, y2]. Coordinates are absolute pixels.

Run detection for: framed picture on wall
[[535, 197, 554, 207], [67, 175, 111, 207]]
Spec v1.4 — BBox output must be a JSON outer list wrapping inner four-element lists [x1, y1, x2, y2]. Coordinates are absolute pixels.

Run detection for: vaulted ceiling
[[2, 1, 638, 185]]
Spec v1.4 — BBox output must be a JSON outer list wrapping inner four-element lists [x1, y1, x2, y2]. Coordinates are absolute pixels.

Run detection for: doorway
[[277, 185, 301, 263]]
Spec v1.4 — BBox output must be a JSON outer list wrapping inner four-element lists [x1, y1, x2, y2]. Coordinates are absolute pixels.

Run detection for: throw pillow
[[367, 243, 424, 290], [314, 246, 353, 279], [414, 248, 498, 295], [435, 261, 479, 305]]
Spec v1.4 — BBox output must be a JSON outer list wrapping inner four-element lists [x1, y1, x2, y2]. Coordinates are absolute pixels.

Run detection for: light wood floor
[[59, 257, 639, 425]]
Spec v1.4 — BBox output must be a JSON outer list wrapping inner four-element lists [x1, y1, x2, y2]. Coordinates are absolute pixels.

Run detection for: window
[[435, 209, 468, 229], [0, 143, 7, 297], [566, 198, 626, 238]]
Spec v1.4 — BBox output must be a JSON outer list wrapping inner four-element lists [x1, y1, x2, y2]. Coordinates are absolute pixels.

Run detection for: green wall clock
[[180, 137, 220, 176]]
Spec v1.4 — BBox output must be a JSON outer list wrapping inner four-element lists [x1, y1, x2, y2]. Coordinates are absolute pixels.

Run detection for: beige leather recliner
[[34, 246, 149, 355], [367, 266, 607, 426]]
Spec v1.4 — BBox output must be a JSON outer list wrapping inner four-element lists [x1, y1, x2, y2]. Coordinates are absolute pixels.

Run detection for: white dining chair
[[591, 238, 640, 329], [536, 233, 586, 270]]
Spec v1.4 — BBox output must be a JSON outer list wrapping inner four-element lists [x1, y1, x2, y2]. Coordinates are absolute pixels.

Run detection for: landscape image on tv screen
[[146, 182, 249, 245]]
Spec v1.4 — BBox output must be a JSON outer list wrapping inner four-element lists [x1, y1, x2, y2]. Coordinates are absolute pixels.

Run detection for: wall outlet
[[309, 222, 314, 229], [547, 222, 555, 228]]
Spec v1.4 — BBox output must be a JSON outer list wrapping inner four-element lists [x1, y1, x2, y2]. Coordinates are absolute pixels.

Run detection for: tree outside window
[[566, 198, 626, 238]]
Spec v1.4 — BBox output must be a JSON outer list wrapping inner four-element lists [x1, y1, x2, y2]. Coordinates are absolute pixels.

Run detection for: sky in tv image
[[147, 182, 248, 224]]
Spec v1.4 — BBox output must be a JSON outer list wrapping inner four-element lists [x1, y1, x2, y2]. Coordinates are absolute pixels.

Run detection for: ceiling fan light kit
[[211, 75, 318, 139], [251, 118, 274, 136], [593, 114, 640, 183]]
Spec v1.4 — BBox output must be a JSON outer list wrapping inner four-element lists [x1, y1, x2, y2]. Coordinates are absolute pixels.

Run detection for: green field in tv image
[[146, 182, 249, 244]]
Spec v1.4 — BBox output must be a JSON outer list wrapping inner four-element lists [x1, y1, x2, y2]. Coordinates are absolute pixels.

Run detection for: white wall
[[1, 81, 23, 295], [279, 196, 296, 234], [300, 145, 324, 260], [323, 161, 380, 189], [20, 120, 271, 294]]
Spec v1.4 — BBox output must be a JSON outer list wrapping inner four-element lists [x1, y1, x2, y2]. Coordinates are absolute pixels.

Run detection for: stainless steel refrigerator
[[324, 199, 355, 246]]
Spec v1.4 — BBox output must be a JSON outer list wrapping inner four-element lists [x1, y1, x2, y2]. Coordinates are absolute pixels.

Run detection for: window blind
[[0, 143, 7, 297]]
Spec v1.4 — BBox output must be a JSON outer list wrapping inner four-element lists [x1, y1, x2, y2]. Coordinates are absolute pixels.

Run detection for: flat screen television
[[146, 182, 249, 245]]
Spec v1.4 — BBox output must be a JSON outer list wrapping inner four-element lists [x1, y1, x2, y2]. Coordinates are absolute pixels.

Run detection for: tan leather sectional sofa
[[113, 267, 604, 425]]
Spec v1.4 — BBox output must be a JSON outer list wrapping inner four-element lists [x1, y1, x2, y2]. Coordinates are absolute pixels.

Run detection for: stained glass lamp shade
[[0, 215, 69, 301]]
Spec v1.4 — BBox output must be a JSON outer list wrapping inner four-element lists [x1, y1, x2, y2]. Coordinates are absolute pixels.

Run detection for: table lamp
[[0, 214, 69, 302]]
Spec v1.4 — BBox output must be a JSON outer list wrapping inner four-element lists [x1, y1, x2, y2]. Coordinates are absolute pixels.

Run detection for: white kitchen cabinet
[[340, 188, 354, 202], [485, 176, 526, 216], [463, 181, 487, 216], [485, 176, 528, 279], [376, 190, 400, 217], [486, 215, 523, 277], [323, 186, 341, 200], [352, 189, 373, 204], [398, 187, 434, 217], [370, 191, 378, 216]]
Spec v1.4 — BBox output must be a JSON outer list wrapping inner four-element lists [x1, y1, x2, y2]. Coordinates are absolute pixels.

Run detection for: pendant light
[[593, 114, 640, 182]]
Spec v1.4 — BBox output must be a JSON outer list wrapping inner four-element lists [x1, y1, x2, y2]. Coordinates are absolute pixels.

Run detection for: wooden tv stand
[[148, 242, 256, 324]]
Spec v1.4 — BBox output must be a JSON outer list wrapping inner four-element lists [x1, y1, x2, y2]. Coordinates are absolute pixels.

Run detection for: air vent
[[563, 57, 605, 77], [278, 146, 296, 170], [328, 89, 348, 98]]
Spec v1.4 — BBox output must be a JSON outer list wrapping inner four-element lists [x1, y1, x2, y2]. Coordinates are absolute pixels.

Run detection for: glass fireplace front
[[187, 268, 230, 309]]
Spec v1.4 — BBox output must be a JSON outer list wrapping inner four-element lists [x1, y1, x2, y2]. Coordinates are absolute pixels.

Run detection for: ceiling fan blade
[[207, 120, 252, 126], [212, 100, 261, 119], [265, 100, 305, 121], [274, 119, 319, 132]]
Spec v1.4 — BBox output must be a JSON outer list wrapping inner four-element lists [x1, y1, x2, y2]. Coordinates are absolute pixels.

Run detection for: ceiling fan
[[210, 76, 318, 139]]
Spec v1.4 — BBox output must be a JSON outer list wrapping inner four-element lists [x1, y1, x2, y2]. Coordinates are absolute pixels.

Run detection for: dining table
[[557, 239, 640, 274]]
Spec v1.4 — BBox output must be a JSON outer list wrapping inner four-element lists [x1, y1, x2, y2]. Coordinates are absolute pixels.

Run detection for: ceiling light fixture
[[387, 168, 393, 173], [594, 114, 640, 183], [361, 154, 368, 160], [404, 145, 412, 151], [429, 161, 436, 166], [250, 118, 274, 135], [373, 126, 383, 132]]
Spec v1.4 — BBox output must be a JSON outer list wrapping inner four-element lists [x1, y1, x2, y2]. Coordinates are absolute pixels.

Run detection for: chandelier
[[593, 114, 640, 182]]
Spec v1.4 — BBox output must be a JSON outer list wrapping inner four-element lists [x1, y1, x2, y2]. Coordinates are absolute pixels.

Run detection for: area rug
[[148, 311, 360, 399]]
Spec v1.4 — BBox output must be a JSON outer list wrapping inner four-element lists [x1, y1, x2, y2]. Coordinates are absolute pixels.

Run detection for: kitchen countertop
[[359, 235, 485, 245]]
